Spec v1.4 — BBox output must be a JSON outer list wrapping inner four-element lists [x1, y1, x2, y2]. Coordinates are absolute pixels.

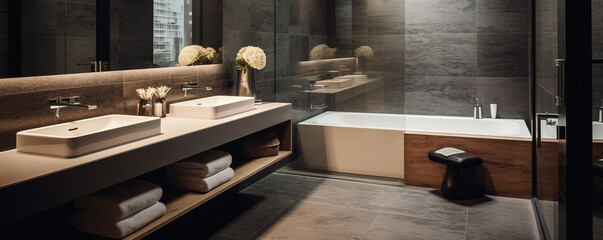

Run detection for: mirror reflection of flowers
[[178, 45, 217, 66], [236, 46, 266, 70], [211, 47, 224, 64], [354, 46, 374, 59], [310, 44, 337, 60]]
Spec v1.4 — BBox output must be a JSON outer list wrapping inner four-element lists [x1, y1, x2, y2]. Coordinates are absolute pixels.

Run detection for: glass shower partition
[[274, 0, 404, 181], [534, 0, 559, 239]]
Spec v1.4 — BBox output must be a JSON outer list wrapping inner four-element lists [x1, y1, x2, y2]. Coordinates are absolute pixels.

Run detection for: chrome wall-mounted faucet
[[308, 80, 328, 90], [181, 82, 213, 96], [599, 100, 603, 122], [473, 97, 482, 119], [49, 96, 97, 118], [310, 102, 328, 110]]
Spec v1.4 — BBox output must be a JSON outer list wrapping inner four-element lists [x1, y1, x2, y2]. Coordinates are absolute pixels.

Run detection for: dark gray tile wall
[[223, 0, 275, 102], [0, 0, 8, 78], [593, 2, 603, 120], [405, 0, 530, 120]]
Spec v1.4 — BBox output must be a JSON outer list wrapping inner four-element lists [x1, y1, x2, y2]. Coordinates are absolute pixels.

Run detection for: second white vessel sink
[[169, 95, 256, 119], [16, 115, 161, 158]]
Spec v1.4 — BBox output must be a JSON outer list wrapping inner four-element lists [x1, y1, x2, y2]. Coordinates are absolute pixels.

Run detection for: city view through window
[[153, 0, 193, 66]]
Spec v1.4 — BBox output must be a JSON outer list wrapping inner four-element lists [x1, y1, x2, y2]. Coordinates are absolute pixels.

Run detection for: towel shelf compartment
[[123, 150, 291, 240]]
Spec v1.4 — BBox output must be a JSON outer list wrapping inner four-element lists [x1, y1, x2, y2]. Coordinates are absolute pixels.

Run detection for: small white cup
[[490, 104, 497, 119]]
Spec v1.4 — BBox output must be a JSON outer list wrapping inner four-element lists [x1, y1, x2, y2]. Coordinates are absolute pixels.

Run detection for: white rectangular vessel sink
[[17, 115, 161, 158], [169, 95, 255, 119]]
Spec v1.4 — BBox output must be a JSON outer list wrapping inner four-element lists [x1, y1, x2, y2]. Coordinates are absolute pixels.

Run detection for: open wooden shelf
[[123, 150, 292, 240]]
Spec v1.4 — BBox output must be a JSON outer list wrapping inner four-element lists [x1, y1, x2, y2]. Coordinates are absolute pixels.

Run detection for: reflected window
[[153, 0, 193, 65]]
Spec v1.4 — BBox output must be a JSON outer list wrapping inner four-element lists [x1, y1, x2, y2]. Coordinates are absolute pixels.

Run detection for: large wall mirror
[[0, 0, 223, 79]]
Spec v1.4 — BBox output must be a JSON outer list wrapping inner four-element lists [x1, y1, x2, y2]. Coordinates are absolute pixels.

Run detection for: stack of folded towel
[[71, 179, 166, 239], [240, 127, 280, 159], [166, 150, 234, 193]]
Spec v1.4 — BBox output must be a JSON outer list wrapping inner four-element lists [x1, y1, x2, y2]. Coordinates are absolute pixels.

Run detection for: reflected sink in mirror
[[169, 95, 255, 119], [316, 78, 354, 89], [16, 115, 161, 158], [335, 74, 367, 82]]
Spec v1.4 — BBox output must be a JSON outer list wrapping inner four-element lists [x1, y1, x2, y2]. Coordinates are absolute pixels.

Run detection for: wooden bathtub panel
[[537, 141, 559, 201], [404, 133, 532, 199]]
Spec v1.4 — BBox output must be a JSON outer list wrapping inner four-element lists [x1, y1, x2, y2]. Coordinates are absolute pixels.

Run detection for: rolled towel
[[71, 201, 166, 239], [74, 179, 162, 220], [167, 167, 234, 193], [166, 150, 232, 178]]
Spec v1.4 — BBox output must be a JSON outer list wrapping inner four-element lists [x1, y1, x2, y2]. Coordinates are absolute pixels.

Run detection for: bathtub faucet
[[599, 100, 603, 122], [473, 97, 482, 119]]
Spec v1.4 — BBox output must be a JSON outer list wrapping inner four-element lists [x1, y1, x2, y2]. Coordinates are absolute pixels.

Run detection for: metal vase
[[236, 67, 256, 98], [358, 56, 368, 74]]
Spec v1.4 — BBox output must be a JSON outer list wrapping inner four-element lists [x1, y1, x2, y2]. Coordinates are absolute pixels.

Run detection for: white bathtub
[[406, 115, 531, 138], [298, 111, 531, 179]]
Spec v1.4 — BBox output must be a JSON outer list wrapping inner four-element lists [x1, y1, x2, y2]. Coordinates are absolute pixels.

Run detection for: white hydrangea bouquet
[[235, 46, 266, 70], [178, 45, 217, 66], [354, 46, 374, 58], [310, 44, 337, 60]]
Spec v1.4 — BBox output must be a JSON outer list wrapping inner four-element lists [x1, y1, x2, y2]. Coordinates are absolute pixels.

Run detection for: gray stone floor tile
[[377, 186, 468, 222], [210, 195, 298, 240], [466, 195, 539, 240], [366, 213, 466, 240], [299, 178, 395, 212], [241, 173, 322, 200], [256, 201, 379, 240]]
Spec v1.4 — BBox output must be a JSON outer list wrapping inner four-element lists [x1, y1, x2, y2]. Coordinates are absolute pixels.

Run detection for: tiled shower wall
[[404, 0, 530, 120], [273, 0, 530, 120]]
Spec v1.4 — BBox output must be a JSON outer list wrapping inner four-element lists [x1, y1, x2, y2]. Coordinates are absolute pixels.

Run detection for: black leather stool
[[428, 147, 484, 200]]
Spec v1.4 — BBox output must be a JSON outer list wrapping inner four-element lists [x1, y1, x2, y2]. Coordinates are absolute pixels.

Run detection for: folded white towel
[[166, 150, 232, 178], [71, 201, 166, 239], [74, 179, 163, 220], [167, 167, 234, 193]]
